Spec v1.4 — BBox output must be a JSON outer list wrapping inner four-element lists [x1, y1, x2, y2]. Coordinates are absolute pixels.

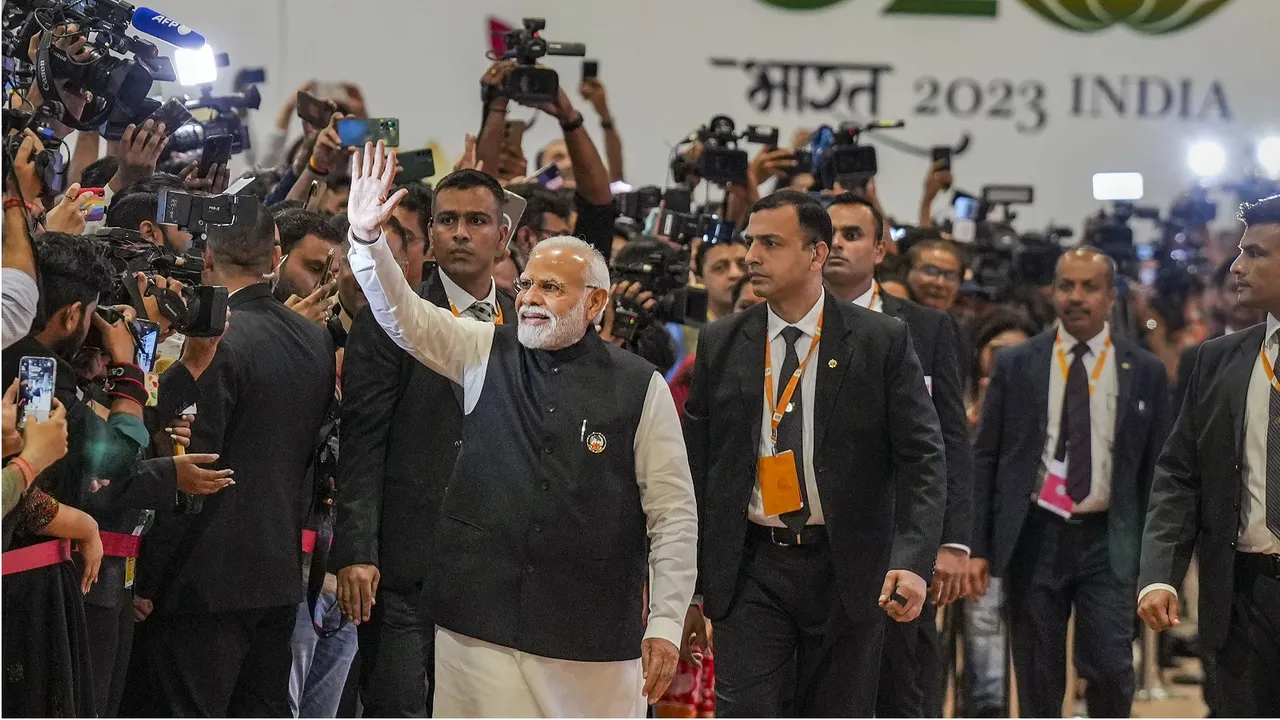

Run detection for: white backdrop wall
[[138, 0, 1280, 229]]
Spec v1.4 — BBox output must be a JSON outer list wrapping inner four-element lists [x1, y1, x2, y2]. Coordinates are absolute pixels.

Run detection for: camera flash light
[[175, 44, 218, 86], [1092, 172, 1144, 201], [1187, 140, 1226, 179], [1257, 137, 1280, 178]]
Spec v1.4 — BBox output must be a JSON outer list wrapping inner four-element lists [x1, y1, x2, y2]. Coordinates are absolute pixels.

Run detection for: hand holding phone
[[296, 91, 336, 128], [17, 356, 56, 428], [78, 187, 106, 222], [394, 149, 436, 185], [149, 98, 193, 138], [199, 136, 233, 178]]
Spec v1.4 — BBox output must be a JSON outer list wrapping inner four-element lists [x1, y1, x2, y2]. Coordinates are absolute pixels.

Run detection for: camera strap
[[32, 30, 109, 131]]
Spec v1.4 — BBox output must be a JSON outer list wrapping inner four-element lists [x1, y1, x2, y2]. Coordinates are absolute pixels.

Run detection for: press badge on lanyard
[[758, 313, 823, 517], [1035, 335, 1111, 519]]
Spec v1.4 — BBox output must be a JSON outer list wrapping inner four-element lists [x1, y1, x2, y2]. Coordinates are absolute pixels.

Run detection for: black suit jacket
[[684, 293, 946, 621], [332, 268, 516, 593], [1139, 323, 1267, 649], [972, 329, 1170, 583], [880, 293, 974, 549], [148, 284, 335, 615]]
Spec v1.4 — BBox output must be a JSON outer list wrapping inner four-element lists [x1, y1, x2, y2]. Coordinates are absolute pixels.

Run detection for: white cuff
[[941, 543, 971, 556], [643, 616, 684, 651], [1138, 583, 1178, 602]]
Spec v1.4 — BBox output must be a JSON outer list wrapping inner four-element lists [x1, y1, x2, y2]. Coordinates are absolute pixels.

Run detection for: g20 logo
[[760, 0, 1235, 34]]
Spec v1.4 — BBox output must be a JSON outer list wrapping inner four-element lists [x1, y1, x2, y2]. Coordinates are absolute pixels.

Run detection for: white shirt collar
[[1267, 314, 1280, 346], [852, 282, 879, 311], [438, 269, 497, 314], [767, 289, 825, 341], [1056, 321, 1111, 356]]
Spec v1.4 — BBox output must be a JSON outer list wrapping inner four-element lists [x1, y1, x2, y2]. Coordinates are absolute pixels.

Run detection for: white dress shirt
[[1038, 323, 1117, 514], [2, 268, 39, 350], [750, 291, 825, 527], [1139, 314, 1280, 603], [437, 268, 498, 318], [853, 282, 969, 555], [347, 231, 698, 652], [851, 282, 884, 313]]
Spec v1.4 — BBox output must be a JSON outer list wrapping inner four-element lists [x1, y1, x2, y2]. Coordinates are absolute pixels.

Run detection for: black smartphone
[[296, 91, 334, 128], [131, 319, 160, 373], [199, 135, 233, 177], [582, 60, 598, 83], [235, 67, 266, 87], [394, 148, 436, 184], [148, 97, 193, 137], [100, 98, 162, 140], [931, 145, 952, 173], [17, 356, 56, 428]]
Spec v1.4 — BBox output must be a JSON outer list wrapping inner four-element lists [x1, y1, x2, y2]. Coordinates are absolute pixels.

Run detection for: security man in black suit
[[132, 198, 336, 716], [682, 190, 947, 717], [1139, 195, 1280, 716], [823, 193, 973, 717], [972, 247, 1170, 718], [333, 169, 515, 716]]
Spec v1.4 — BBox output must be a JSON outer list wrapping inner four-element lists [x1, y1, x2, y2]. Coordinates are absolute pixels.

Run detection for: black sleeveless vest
[[424, 327, 656, 661]]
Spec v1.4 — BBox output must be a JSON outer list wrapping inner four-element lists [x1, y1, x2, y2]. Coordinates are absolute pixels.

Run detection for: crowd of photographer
[[2, 1, 1279, 718]]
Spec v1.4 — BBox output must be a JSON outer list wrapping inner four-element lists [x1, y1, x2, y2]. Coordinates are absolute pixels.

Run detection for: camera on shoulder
[[495, 18, 585, 105]]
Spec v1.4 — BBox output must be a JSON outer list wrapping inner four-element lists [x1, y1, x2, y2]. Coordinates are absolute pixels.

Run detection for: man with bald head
[[343, 142, 697, 717], [971, 246, 1170, 718]]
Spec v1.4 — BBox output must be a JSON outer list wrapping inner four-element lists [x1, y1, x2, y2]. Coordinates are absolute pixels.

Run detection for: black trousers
[[714, 533, 885, 717], [136, 605, 296, 717], [1215, 555, 1280, 717], [1005, 509, 1135, 719], [83, 589, 135, 717], [876, 602, 943, 717], [357, 585, 434, 717]]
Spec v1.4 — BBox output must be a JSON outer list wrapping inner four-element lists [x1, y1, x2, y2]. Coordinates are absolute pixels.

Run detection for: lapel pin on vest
[[828, 359, 837, 368], [586, 432, 607, 453], [1122, 361, 1131, 370]]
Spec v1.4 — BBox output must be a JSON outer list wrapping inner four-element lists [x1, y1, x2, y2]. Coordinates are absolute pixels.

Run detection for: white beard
[[517, 294, 590, 350]]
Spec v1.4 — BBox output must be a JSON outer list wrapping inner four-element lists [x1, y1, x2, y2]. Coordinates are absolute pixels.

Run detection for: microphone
[[130, 7, 206, 50]]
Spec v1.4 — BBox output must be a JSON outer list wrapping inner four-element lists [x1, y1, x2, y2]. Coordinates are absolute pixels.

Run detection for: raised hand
[[347, 141, 408, 243]]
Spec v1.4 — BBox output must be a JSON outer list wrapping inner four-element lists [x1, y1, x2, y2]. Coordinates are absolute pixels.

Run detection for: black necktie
[[1059, 341, 1092, 504], [776, 326, 811, 533], [1266, 332, 1279, 538]]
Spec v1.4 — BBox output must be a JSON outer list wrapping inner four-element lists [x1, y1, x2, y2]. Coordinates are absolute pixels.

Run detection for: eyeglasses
[[916, 264, 961, 283], [514, 278, 602, 298]]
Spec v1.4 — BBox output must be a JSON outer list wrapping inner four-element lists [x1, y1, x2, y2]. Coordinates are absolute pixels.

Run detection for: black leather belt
[[749, 523, 827, 547], [1236, 552, 1280, 580]]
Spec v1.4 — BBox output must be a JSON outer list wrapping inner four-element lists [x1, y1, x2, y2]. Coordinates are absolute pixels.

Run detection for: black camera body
[[5, 0, 177, 131], [2, 120, 63, 194], [94, 227, 228, 336], [610, 251, 709, 329], [682, 115, 779, 187], [157, 188, 240, 236], [499, 18, 585, 105]]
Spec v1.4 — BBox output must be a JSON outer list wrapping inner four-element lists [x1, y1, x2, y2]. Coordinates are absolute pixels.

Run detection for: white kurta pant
[[433, 627, 647, 718]]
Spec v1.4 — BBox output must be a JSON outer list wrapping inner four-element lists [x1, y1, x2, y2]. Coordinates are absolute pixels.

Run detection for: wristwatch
[[560, 112, 585, 133]]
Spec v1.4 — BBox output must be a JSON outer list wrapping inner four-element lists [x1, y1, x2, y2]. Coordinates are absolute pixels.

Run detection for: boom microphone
[[130, 7, 206, 50]]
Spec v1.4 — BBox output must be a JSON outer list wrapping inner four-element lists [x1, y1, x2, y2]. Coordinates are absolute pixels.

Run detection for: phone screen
[[149, 98, 193, 137], [18, 356, 56, 427], [954, 195, 978, 221], [952, 194, 978, 244], [533, 163, 564, 190], [132, 319, 161, 372], [200, 135, 233, 175]]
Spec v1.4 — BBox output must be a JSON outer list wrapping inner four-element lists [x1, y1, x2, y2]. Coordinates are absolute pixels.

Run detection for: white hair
[[531, 236, 611, 291]]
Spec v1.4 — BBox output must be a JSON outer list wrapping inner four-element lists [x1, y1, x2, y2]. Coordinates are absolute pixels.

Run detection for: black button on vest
[[424, 328, 656, 662]]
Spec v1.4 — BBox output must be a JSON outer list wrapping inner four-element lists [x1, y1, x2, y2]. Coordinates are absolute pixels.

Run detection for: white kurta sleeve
[[633, 371, 699, 649], [347, 229, 494, 406]]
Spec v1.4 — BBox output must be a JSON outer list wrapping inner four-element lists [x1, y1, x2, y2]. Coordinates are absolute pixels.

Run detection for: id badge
[[758, 451, 803, 516], [124, 558, 136, 589], [145, 372, 160, 407], [1036, 459, 1075, 519]]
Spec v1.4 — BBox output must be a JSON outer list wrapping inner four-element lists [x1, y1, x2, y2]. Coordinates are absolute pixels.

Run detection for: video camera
[[165, 85, 258, 155], [3, 0, 180, 132], [157, 187, 246, 238], [496, 18, 585, 105], [672, 115, 778, 186], [93, 227, 228, 336], [610, 248, 709, 336], [2, 113, 64, 194], [803, 120, 904, 191], [945, 184, 1072, 299]]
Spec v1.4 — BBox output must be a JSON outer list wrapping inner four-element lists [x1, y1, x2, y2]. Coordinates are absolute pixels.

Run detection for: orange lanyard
[[764, 311, 824, 448], [1054, 334, 1111, 396], [866, 284, 881, 313], [1261, 344, 1280, 393], [449, 301, 504, 325]]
